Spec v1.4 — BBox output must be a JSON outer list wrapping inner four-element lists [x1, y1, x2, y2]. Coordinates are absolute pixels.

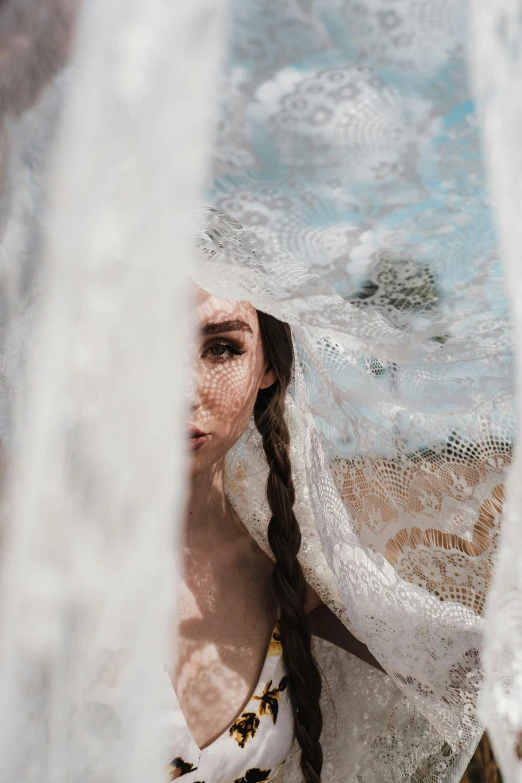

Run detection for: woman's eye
[[209, 343, 230, 357], [202, 341, 244, 360]]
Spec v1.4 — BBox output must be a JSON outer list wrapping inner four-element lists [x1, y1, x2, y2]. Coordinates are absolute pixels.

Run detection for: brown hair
[[254, 310, 323, 783]]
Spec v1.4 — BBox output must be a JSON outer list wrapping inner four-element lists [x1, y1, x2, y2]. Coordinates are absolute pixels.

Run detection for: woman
[[169, 274, 384, 783], [164, 206, 510, 783]]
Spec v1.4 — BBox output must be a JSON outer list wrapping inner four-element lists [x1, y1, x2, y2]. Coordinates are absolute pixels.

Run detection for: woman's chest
[[173, 580, 276, 752], [162, 629, 294, 783]]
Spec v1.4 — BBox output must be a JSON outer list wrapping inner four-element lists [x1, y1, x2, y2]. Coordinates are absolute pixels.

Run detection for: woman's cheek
[[207, 363, 258, 437]]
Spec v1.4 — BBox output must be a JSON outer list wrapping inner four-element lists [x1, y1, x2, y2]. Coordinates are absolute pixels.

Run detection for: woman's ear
[[259, 365, 277, 390]]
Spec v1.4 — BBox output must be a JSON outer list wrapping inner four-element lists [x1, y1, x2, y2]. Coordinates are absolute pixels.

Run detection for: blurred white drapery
[[470, 2, 522, 781], [0, 1, 228, 781]]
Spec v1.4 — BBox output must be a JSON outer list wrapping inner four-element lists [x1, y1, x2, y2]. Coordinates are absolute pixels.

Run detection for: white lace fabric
[[470, 2, 522, 780], [198, 2, 518, 778], [195, 208, 507, 782]]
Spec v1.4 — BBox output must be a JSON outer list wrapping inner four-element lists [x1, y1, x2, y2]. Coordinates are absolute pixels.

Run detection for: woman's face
[[189, 289, 275, 476]]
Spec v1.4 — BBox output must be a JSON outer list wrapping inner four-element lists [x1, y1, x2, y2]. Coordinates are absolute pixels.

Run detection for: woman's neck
[[185, 460, 244, 548]]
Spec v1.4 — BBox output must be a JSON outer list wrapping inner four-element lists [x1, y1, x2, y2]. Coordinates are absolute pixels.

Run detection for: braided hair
[[254, 310, 323, 783]]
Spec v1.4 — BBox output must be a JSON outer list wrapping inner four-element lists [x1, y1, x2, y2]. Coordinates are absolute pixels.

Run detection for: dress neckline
[[171, 622, 282, 753]]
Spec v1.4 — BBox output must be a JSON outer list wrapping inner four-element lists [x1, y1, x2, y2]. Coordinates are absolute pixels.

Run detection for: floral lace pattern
[[195, 208, 510, 782], [194, 6, 517, 782]]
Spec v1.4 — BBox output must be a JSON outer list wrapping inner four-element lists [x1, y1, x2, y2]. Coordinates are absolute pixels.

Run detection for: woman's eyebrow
[[202, 319, 253, 335]]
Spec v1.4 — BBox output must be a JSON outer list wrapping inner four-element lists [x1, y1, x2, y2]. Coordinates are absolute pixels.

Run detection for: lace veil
[[194, 207, 506, 783], [194, 1, 518, 778]]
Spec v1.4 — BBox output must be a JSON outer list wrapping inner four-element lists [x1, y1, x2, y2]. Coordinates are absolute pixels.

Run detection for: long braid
[[254, 311, 323, 783]]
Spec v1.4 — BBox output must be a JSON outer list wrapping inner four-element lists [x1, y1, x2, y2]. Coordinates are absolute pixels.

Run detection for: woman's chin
[[189, 443, 218, 477], [187, 435, 237, 478]]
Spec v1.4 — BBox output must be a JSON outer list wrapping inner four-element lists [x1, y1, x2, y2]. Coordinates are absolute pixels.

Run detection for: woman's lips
[[188, 425, 208, 451]]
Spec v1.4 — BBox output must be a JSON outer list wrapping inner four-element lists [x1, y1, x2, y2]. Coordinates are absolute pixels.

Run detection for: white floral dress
[[163, 625, 294, 783]]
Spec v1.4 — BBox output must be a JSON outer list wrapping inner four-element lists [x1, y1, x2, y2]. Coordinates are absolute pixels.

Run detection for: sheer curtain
[[470, 2, 522, 781], [0, 1, 228, 781]]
